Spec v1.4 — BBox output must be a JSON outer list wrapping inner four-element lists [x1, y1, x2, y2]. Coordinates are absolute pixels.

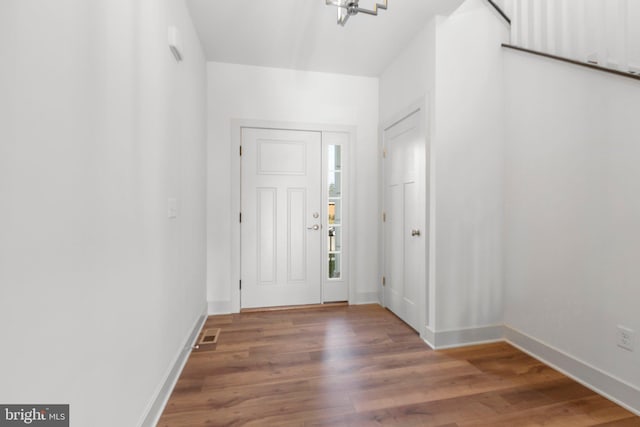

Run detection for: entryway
[[239, 126, 350, 309]]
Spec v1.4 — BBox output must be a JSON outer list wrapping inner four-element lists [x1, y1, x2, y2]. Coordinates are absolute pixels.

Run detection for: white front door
[[241, 128, 323, 308], [383, 110, 427, 333]]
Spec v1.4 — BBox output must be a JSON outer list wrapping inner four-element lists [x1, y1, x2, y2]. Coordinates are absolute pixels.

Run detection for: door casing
[[380, 98, 431, 340], [230, 120, 354, 313]]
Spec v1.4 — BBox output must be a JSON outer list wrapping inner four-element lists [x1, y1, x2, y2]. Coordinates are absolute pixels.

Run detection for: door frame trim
[[379, 96, 431, 339], [231, 119, 355, 313]]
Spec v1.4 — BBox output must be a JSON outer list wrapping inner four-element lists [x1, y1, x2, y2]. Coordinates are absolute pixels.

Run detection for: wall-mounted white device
[[168, 26, 183, 62]]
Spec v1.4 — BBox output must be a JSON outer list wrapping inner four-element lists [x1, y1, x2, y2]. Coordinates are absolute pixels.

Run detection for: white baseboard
[[354, 291, 380, 305], [208, 300, 232, 315], [505, 326, 640, 416], [423, 327, 436, 349], [138, 307, 207, 427], [426, 324, 505, 350]]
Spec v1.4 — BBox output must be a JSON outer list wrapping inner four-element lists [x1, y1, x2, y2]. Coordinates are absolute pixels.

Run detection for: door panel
[[241, 128, 322, 308], [387, 183, 404, 311], [403, 180, 421, 329], [258, 188, 276, 283], [384, 111, 426, 333], [287, 188, 307, 282]]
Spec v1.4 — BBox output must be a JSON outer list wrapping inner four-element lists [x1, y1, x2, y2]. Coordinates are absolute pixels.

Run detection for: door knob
[[411, 229, 421, 237], [307, 224, 320, 231]]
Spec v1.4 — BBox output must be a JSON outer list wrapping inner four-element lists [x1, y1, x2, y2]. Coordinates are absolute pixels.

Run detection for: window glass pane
[[329, 253, 341, 279], [329, 171, 341, 197], [329, 145, 342, 171], [328, 225, 342, 252], [328, 199, 341, 225]]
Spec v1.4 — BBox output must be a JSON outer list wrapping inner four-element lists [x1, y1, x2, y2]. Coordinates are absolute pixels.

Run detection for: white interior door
[[383, 110, 427, 332], [241, 128, 322, 308]]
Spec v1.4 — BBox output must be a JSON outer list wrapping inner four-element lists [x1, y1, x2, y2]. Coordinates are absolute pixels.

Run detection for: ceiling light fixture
[[325, 0, 388, 27]]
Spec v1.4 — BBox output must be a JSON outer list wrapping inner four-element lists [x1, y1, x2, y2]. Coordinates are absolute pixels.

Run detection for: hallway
[[3, 1, 640, 424]]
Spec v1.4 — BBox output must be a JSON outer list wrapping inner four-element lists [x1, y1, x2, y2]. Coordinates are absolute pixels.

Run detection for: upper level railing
[[487, 0, 511, 25], [496, 0, 640, 76]]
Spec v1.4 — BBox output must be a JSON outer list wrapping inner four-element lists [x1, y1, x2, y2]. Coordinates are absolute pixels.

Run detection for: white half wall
[[0, 1, 207, 426], [207, 62, 379, 311], [504, 48, 640, 403]]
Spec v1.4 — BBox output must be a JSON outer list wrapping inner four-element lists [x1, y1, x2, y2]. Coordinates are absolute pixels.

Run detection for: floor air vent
[[198, 328, 220, 346]]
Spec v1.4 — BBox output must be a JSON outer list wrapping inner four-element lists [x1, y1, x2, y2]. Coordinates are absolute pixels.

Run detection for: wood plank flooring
[[158, 304, 639, 427]]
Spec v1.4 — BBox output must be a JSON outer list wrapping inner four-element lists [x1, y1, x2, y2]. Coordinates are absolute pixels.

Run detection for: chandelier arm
[[356, 7, 378, 16], [355, 1, 388, 16], [326, 0, 347, 8]]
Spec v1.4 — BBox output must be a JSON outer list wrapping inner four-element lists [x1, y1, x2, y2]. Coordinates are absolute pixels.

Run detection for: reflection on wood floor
[[158, 304, 639, 426]]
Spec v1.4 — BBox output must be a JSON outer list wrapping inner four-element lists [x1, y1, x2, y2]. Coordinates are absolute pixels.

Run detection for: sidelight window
[[328, 145, 342, 280]]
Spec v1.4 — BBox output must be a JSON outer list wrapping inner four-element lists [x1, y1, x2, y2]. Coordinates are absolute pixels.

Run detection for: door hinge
[[239, 145, 242, 156], [382, 212, 386, 222], [239, 280, 242, 290], [382, 148, 387, 159], [382, 276, 386, 287], [239, 212, 242, 223]]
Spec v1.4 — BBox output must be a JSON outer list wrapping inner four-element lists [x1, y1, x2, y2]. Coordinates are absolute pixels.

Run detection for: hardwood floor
[[158, 305, 639, 426]]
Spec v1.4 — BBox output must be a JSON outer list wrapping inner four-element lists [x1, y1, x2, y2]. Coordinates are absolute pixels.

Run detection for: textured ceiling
[[186, 0, 465, 76]]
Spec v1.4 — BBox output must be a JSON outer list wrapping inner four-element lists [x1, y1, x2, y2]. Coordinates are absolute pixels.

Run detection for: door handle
[[411, 229, 421, 237], [307, 224, 320, 231]]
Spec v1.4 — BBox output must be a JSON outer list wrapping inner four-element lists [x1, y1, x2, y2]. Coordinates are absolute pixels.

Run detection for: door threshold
[[241, 301, 348, 313]]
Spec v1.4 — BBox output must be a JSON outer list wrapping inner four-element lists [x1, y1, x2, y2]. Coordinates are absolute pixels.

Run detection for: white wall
[[504, 49, 640, 397], [0, 1, 207, 426], [207, 62, 379, 311], [379, 21, 437, 126], [433, 0, 508, 333]]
